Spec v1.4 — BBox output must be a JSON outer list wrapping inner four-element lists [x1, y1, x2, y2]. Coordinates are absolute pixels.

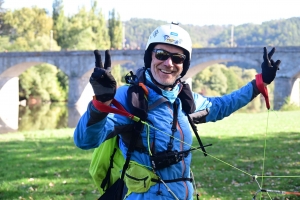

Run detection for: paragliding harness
[[89, 68, 211, 200]]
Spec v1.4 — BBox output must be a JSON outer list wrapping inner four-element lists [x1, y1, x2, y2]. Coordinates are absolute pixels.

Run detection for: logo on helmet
[[170, 32, 178, 36], [163, 35, 182, 45], [153, 30, 159, 38]]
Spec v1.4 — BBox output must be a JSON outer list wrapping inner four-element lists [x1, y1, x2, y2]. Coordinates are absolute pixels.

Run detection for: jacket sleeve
[[73, 86, 131, 150], [193, 80, 260, 122]]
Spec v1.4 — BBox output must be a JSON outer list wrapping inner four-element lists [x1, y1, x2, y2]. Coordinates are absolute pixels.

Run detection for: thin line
[[260, 110, 270, 199], [140, 115, 300, 199], [142, 121, 253, 177], [257, 175, 300, 178]]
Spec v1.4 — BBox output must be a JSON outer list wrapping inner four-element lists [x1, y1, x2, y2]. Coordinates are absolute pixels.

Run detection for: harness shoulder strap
[[178, 81, 210, 156], [134, 68, 210, 156], [115, 71, 149, 199]]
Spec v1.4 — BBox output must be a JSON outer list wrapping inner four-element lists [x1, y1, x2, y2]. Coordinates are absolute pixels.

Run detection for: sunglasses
[[152, 49, 186, 64]]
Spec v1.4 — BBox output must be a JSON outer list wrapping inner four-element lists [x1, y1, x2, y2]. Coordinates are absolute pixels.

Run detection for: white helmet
[[144, 23, 192, 78]]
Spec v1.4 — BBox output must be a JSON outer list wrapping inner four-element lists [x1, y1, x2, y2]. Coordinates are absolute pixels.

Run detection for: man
[[74, 23, 281, 200]]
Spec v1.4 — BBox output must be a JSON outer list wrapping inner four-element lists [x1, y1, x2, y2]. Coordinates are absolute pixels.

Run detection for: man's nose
[[163, 57, 174, 66]]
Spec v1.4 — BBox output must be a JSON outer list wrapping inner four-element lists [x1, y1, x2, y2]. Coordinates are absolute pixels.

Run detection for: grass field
[[0, 110, 299, 200]]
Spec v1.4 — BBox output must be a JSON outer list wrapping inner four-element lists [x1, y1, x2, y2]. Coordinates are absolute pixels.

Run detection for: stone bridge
[[0, 47, 299, 111]]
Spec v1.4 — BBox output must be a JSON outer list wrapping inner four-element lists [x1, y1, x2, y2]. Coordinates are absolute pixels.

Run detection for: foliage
[[19, 64, 68, 102], [0, 4, 299, 107], [0, 0, 4, 12], [18, 103, 68, 131], [0, 36, 10, 51], [123, 19, 229, 49], [3, 7, 61, 51], [123, 17, 300, 49], [108, 8, 123, 49], [52, 0, 68, 48], [220, 67, 239, 93], [125, 17, 300, 49], [193, 64, 237, 95], [89, 1, 111, 50], [280, 97, 300, 111], [111, 64, 129, 87], [209, 18, 300, 47], [192, 64, 264, 112], [1, 5, 300, 50], [0, 0, 5, 28], [56, 70, 68, 92], [0, 0, 11, 37], [124, 18, 168, 49], [55, 1, 110, 50]]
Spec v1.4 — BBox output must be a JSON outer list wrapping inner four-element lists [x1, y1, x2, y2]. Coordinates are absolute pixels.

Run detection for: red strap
[[255, 73, 270, 110], [92, 82, 149, 122], [92, 97, 137, 120]]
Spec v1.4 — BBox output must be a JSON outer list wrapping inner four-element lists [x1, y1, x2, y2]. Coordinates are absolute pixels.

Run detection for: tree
[[89, 1, 110, 49], [192, 64, 263, 112], [3, 7, 60, 51], [52, 0, 68, 48], [207, 65, 227, 95], [0, 0, 11, 51], [111, 64, 128, 87], [221, 67, 239, 93], [19, 103, 67, 130], [108, 8, 123, 49], [62, 1, 110, 50], [19, 64, 68, 102], [0, 0, 5, 29]]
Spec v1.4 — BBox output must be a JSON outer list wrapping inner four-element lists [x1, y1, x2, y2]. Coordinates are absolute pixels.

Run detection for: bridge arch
[[0, 47, 299, 110], [186, 54, 259, 78]]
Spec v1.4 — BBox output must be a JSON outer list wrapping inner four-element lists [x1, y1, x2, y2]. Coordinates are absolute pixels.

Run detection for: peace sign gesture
[[261, 47, 281, 84], [90, 50, 116, 102], [94, 50, 112, 71]]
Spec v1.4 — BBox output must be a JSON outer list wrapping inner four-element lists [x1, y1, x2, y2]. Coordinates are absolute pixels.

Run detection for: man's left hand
[[261, 47, 281, 85]]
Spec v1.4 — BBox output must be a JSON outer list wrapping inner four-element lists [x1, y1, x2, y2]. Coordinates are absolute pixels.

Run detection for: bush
[[280, 97, 300, 111]]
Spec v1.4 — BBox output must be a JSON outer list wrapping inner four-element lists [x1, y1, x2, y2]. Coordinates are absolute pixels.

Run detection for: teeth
[[160, 69, 172, 74]]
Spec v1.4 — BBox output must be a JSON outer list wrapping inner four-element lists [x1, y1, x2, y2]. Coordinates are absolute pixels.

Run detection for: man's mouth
[[159, 69, 175, 74]]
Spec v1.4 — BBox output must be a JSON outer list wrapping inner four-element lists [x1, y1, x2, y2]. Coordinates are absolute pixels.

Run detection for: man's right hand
[[89, 50, 116, 102]]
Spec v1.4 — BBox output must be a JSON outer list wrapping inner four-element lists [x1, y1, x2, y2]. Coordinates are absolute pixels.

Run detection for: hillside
[[123, 17, 300, 49]]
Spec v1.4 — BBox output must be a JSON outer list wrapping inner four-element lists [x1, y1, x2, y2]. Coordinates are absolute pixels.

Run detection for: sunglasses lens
[[171, 55, 185, 64], [154, 49, 186, 64], [155, 50, 169, 61]]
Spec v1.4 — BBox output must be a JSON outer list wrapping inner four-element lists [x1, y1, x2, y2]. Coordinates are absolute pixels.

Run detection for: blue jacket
[[74, 69, 259, 200]]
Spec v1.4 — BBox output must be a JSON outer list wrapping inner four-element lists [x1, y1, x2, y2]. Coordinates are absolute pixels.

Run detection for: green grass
[[0, 129, 99, 200], [192, 110, 300, 200], [0, 111, 300, 200]]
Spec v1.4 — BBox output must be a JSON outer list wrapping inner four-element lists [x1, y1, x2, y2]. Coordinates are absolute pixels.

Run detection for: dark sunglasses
[[152, 49, 186, 64]]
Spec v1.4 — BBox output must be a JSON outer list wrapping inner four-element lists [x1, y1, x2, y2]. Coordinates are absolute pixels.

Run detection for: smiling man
[[150, 45, 185, 88], [74, 23, 281, 200]]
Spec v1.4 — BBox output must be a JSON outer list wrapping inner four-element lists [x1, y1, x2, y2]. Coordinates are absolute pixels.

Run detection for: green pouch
[[89, 136, 125, 195], [124, 161, 158, 193]]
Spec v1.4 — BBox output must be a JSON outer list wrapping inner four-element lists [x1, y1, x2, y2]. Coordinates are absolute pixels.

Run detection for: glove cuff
[[255, 73, 270, 110], [87, 101, 109, 126], [95, 94, 115, 102]]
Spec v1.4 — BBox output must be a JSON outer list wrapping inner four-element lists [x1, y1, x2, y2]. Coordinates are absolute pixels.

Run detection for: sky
[[3, 0, 300, 26]]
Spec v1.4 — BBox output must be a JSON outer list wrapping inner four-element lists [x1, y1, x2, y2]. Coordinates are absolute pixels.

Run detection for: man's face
[[150, 44, 184, 88]]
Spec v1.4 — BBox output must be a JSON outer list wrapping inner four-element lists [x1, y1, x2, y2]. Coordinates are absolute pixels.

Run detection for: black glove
[[89, 50, 116, 102], [261, 47, 281, 84]]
